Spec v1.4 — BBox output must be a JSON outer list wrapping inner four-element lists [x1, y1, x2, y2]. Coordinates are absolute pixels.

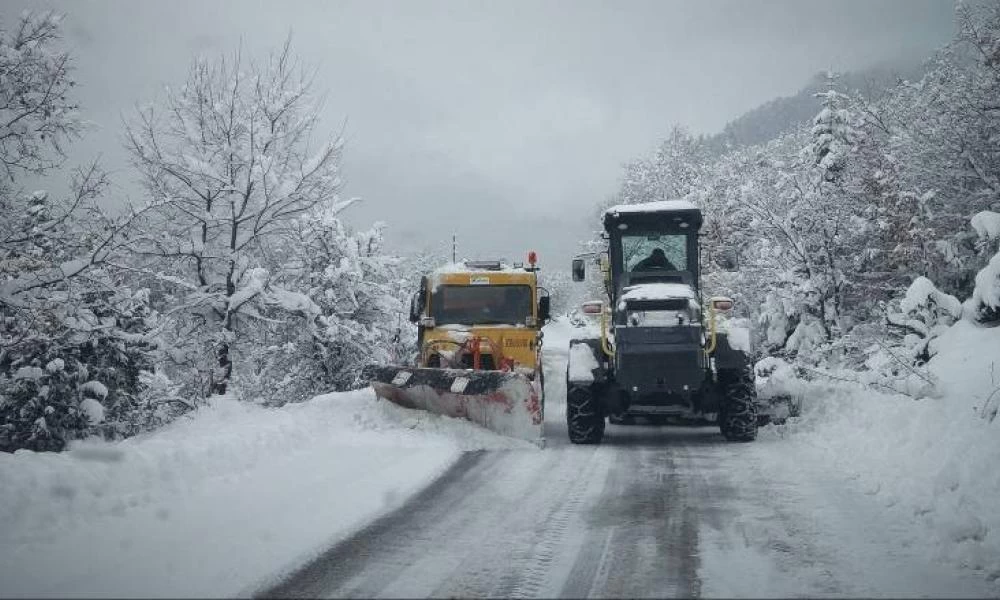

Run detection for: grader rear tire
[[566, 381, 605, 444]]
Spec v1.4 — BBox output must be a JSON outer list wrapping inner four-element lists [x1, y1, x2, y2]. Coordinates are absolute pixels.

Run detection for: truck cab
[[410, 258, 550, 379]]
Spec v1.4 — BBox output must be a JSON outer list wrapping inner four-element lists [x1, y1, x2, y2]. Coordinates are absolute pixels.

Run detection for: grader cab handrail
[[600, 303, 615, 359], [704, 303, 718, 356]]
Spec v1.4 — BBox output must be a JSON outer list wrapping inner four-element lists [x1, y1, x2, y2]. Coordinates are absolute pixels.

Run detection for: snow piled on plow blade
[[363, 364, 544, 446]]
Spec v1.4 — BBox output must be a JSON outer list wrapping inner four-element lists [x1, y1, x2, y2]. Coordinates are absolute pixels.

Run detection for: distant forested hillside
[[706, 60, 928, 152]]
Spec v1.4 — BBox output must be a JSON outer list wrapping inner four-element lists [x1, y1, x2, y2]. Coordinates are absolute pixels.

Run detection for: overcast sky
[[2, 0, 955, 267]]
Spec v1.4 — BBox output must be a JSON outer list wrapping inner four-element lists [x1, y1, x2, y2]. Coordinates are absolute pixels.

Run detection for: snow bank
[[0, 389, 532, 598], [568, 342, 599, 383], [765, 321, 1000, 582]]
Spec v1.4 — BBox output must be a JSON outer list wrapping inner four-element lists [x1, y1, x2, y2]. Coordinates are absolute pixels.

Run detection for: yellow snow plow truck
[[363, 254, 551, 445]]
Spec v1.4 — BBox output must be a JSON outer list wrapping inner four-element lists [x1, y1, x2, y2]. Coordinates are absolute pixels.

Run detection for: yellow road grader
[[363, 254, 550, 445]]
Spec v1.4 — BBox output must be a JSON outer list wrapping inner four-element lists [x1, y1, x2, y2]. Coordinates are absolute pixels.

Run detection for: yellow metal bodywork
[[704, 304, 719, 356], [598, 254, 615, 359], [421, 269, 543, 373]]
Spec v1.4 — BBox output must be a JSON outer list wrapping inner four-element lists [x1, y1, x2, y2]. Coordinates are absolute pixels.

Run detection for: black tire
[[719, 368, 758, 442], [566, 381, 605, 444]]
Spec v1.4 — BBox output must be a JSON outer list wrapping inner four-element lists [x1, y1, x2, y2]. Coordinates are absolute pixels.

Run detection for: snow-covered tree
[[0, 13, 156, 452], [124, 41, 344, 398], [614, 126, 712, 209], [235, 202, 410, 405]]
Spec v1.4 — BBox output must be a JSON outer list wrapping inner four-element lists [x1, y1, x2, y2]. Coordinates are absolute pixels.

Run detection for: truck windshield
[[431, 285, 533, 325], [622, 233, 688, 272]]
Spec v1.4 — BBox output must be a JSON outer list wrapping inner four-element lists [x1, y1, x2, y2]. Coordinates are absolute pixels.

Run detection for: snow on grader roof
[[604, 199, 699, 215]]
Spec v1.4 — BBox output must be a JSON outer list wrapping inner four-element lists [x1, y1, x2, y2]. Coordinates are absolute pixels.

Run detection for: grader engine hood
[[616, 283, 701, 326], [614, 282, 707, 395]]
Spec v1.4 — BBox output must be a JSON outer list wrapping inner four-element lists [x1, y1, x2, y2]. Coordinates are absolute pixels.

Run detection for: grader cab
[[565, 200, 759, 444]]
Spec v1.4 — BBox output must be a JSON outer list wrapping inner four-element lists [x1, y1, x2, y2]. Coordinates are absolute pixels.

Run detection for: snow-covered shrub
[[0, 288, 158, 452], [0, 13, 158, 452], [885, 276, 963, 364], [966, 251, 1000, 325], [971, 211, 1000, 252]]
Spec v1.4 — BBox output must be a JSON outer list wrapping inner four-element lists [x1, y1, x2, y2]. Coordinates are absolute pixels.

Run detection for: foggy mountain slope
[[706, 59, 928, 152]]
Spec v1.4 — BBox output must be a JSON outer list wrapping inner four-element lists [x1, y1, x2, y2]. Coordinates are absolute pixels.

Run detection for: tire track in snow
[[560, 428, 705, 598], [421, 446, 610, 598], [487, 448, 607, 599], [261, 446, 612, 599], [259, 450, 494, 599]]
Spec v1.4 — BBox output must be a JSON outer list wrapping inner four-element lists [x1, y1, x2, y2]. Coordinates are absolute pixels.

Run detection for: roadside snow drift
[[0, 389, 532, 598], [762, 320, 1000, 582]]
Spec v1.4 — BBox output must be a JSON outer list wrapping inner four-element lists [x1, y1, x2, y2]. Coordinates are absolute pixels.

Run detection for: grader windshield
[[603, 200, 703, 289], [622, 233, 688, 272]]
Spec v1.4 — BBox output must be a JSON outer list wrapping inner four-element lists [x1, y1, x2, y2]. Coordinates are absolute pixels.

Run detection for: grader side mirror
[[571, 258, 585, 282]]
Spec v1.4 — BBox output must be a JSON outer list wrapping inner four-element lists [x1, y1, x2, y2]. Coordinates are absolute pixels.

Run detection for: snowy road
[[259, 326, 996, 599], [261, 419, 993, 598]]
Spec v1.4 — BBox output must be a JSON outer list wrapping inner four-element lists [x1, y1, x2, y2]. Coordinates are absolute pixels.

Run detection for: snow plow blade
[[362, 364, 544, 446]]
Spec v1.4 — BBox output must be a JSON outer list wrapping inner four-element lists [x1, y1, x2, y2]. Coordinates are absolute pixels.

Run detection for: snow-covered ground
[[546, 320, 1000, 597], [0, 389, 530, 598], [3, 316, 998, 598], [256, 320, 997, 598], [754, 318, 1000, 584]]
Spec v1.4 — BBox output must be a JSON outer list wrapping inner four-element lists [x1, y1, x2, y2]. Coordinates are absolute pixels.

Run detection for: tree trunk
[[212, 341, 232, 395]]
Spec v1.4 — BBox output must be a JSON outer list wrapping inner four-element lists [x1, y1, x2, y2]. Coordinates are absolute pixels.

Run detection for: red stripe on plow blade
[[363, 365, 544, 446]]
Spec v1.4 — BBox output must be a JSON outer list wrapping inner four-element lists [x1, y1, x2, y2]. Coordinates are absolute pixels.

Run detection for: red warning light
[[528, 251, 538, 266]]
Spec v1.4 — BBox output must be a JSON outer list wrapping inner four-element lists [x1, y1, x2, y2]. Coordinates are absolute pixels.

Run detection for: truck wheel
[[566, 381, 605, 444], [719, 368, 757, 442]]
